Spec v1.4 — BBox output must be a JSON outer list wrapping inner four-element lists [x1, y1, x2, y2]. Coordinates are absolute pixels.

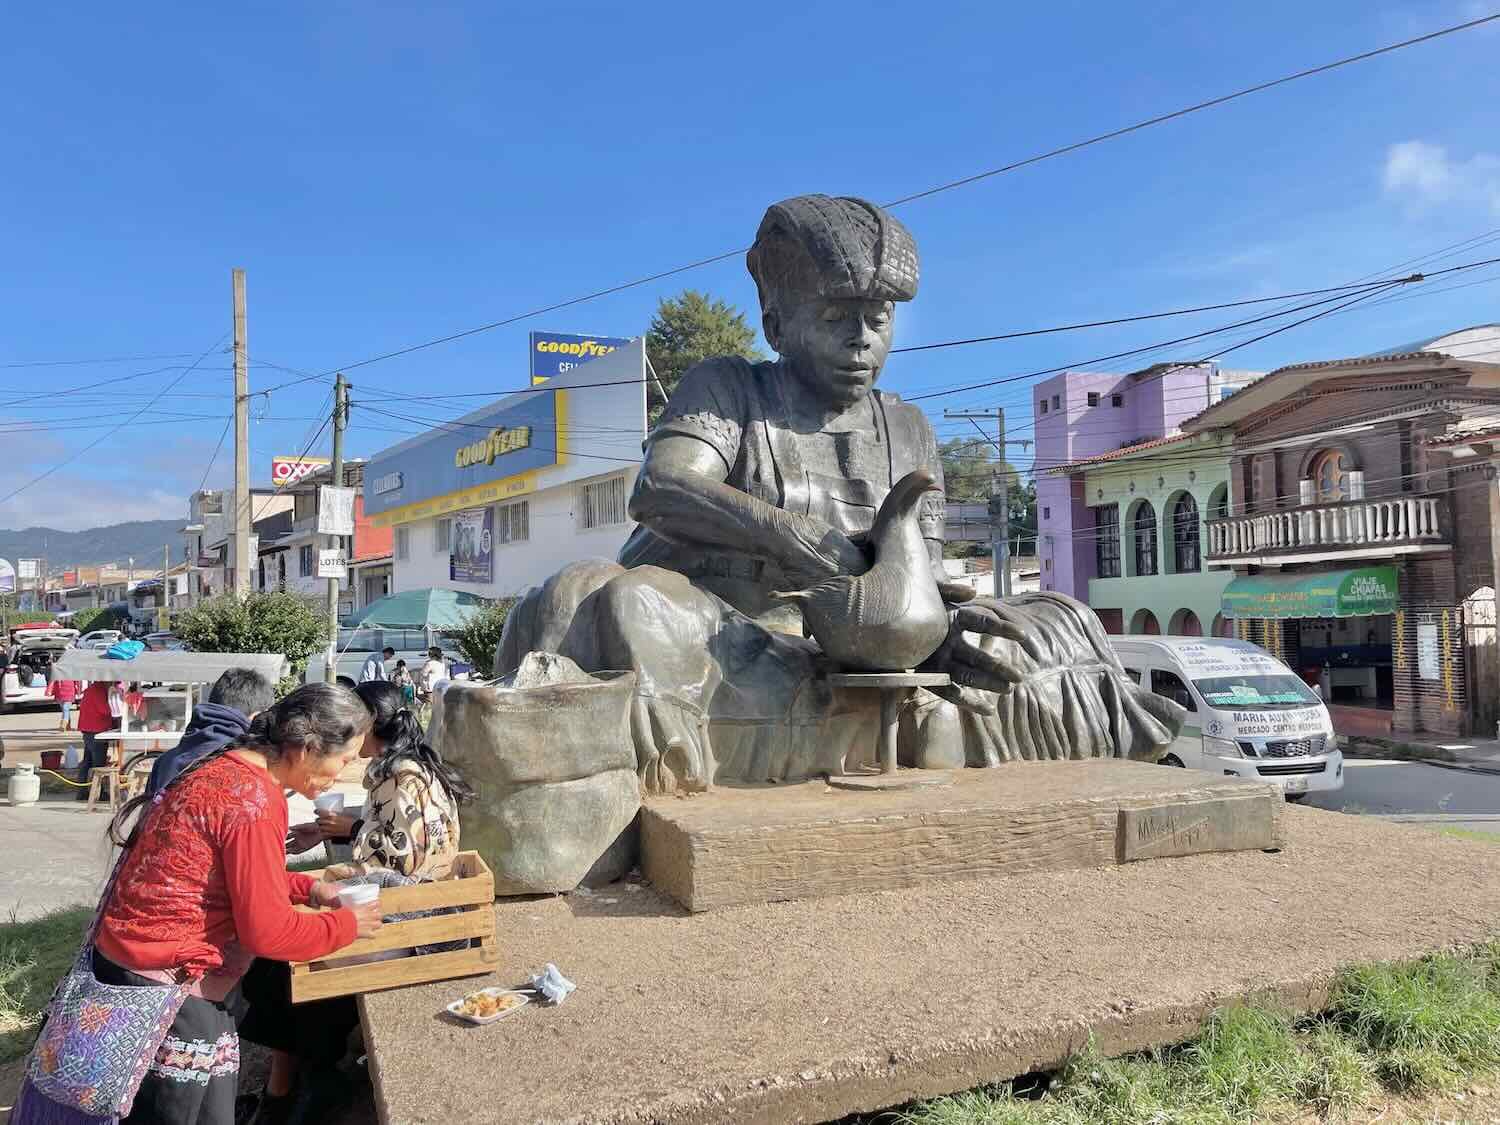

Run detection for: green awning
[[1221, 566, 1398, 620]]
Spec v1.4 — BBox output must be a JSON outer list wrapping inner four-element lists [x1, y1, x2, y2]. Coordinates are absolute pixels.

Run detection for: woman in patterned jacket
[[239, 681, 473, 1125]]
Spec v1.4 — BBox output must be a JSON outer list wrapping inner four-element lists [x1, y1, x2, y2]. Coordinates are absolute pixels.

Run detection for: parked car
[[142, 632, 189, 651], [303, 627, 467, 685], [75, 629, 124, 651], [2, 626, 81, 712], [1110, 635, 1344, 801]]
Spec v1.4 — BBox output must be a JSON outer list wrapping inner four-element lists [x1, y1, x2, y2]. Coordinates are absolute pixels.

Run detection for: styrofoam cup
[[314, 793, 345, 813], [336, 883, 379, 909]]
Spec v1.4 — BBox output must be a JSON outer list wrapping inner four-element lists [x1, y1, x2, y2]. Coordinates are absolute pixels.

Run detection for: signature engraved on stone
[[1129, 809, 1215, 858]]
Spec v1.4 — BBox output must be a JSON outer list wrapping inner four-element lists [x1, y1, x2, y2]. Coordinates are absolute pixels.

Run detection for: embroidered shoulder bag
[[16, 855, 195, 1122]]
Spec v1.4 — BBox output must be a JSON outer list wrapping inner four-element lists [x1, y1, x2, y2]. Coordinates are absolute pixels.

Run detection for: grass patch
[[0, 905, 91, 1064], [895, 945, 1500, 1125], [1436, 826, 1500, 844]]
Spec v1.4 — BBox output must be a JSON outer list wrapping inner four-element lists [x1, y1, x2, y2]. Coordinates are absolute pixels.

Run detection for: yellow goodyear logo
[[455, 425, 532, 469], [534, 338, 619, 358]]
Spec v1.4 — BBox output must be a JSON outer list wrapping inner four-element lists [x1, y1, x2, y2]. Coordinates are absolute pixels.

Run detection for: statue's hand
[[778, 519, 870, 588], [920, 600, 1046, 703]]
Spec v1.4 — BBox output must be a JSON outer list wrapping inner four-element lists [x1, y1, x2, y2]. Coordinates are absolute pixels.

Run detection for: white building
[[364, 340, 648, 599]]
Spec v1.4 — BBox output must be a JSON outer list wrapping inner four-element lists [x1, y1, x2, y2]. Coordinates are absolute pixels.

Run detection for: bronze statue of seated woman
[[493, 193, 1182, 794]]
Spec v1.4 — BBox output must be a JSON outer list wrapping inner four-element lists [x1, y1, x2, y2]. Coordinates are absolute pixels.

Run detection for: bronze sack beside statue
[[487, 193, 1183, 795]]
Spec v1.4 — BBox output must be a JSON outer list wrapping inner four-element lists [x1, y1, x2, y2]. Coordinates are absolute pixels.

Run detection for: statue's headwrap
[[746, 194, 919, 313]]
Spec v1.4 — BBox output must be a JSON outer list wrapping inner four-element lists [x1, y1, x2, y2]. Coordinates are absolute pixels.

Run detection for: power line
[[0, 333, 229, 508], [195, 416, 234, 494], [245, 14, 1497, 394], [0, 353, 199, 369]]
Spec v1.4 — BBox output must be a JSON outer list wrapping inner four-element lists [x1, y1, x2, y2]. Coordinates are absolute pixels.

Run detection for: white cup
[[314, 793, 345, 814], [336, 883, 379, 909]]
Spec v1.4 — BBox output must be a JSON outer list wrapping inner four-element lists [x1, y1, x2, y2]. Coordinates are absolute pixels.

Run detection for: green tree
[[450, 598, 516, 679], [175, 592, 328, 696], [938, 437, 1018, 502], [645, 290, 764, 423]]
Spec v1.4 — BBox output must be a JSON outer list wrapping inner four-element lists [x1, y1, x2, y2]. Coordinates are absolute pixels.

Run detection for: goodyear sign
[[530, 331, 629, 386], [363, 390, 561, 527]]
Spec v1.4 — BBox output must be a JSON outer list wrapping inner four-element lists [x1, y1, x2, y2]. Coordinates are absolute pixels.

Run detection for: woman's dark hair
[[354, 680, 473, 805], [109, 682, 373, 848]]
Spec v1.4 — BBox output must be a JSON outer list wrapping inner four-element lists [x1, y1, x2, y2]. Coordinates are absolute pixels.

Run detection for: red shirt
[[46, 679, 80, 703], [97, 752, 357, 981], [77, 682, 114, 734]]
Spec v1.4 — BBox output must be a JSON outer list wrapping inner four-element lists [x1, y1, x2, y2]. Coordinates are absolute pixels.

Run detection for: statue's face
[[769, 297, 895, 410]]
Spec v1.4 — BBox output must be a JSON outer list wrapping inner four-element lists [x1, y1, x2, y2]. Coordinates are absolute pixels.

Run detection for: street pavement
[[1307, 757, 1500, 836]]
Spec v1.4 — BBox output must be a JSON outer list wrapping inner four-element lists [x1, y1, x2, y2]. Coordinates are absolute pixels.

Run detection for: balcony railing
[[1207, 495, 1447, 560]]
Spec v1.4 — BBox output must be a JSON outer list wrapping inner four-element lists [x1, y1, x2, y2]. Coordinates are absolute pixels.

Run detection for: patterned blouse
[[327, 757, 461, 882]]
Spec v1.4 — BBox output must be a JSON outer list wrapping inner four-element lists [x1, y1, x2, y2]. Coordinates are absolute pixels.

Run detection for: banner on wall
[[529, 331, 630, 386], [449, 506, 494, 584]]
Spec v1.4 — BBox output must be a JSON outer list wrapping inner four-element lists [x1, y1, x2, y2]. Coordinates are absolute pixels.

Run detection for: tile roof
[[1042, 432, 1193, 474]]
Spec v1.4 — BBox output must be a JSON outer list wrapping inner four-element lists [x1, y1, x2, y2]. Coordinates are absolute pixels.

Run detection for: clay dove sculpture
[[772, 468, 949, 671]]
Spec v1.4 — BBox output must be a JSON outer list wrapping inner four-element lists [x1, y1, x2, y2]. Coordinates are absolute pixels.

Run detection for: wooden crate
[[289, 850, 499, 1003]]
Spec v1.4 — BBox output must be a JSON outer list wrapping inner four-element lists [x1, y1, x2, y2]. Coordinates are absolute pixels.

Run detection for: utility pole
[[232, 268, 251, 597], [944, 408, 1032, 598], [323, 375, 348, 683], [163, 543, 171, 629]]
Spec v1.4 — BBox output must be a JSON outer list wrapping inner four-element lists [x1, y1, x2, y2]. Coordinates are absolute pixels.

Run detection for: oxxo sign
[[271, 455, 330, 487], [454, 425, 532, 469]]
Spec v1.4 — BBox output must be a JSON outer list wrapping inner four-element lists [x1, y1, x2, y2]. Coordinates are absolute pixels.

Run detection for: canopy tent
[[52, 649, 287, 684], [1220, 566, 1398, 620], [343, 588, 486, 630]]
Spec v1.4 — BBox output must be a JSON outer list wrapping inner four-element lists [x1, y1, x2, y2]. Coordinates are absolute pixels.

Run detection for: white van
[[2, 626, 81, 712], [1110, 636, 1343, 800]]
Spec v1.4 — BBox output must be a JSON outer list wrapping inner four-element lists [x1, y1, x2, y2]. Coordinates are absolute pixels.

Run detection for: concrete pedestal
[[641, 760, 1282, 913]]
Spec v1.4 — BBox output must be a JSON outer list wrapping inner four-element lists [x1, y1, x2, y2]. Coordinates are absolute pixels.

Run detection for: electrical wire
[[244, 13, 1498, 395], [0, 334, 229, 509]]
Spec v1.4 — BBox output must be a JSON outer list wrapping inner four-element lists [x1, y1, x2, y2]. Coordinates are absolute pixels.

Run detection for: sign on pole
[[317, 548, 348, 580], [0, 559, 14, 595], [17, 559, 40, 581], [317, 486, 356, 536]]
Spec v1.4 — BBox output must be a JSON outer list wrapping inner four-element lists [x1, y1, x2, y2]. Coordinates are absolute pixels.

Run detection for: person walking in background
[[147, 668, 277, 798], [358, 646, 393, 683], [47, 674, 81, 732], [75, 679, 116, 799], [391, 659, 415, 704]]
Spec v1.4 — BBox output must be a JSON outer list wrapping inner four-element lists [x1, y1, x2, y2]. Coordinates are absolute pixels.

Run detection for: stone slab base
[[641, 760, 1282, 912], [360, 809, 1500, 1125]]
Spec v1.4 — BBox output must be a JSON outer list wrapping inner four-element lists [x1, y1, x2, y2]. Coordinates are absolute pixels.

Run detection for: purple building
[[1036, 363, 1260, 599]]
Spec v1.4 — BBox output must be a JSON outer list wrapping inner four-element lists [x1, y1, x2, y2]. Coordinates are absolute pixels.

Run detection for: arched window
[[1132, 501, 1158, 576], [1310, 448, 1350, 502], [1129, 608, 1161, 635], [1208, 483, 1229, 521], [1212, 613, 1235, 638], [1170, 608, 1203, 636], [1171, 493, 1200, 573], [276, 554, 286, 592]]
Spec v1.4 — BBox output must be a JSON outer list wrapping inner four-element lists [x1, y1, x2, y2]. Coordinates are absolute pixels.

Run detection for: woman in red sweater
[[34, 683, 382, 1125]]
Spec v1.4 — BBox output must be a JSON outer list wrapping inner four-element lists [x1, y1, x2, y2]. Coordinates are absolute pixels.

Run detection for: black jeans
[[76, 730, 110, 797], [237, 958, 359, 1070]]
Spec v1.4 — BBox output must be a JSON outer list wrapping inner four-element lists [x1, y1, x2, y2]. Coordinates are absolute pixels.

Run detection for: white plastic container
[[8, 764, 41, 807], [336, 883, 380, 909], [446, 988, 531, 1026], [314, 792, 345, 814]]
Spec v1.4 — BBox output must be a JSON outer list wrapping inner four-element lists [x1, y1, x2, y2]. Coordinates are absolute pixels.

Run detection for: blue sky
[[2, 1, 1498, 530]]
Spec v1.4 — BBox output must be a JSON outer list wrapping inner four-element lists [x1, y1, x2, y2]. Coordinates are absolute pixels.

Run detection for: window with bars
[[1087, 391, 1100, 407], [1093, 505, 1121, 579], [577, 475, 629, 531], [1171, 493, 1200, 573], [1132, 501, 1158, 577], [395, 527, 410, 561], [1111, 394, 1123, 407], [299, 545, 315, 576], [496, 500, 530, 544], [435, 518, 452, 553]]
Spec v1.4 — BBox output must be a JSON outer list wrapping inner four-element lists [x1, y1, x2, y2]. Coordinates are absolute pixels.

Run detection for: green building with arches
[[1045, 431, 1233, 637]]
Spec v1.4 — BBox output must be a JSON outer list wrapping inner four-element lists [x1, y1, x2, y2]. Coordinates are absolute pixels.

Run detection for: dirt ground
[[361, 805, 1500, 1125]]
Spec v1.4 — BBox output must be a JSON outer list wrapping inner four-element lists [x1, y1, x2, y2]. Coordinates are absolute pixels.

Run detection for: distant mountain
[[0, 520, 184, 572]]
